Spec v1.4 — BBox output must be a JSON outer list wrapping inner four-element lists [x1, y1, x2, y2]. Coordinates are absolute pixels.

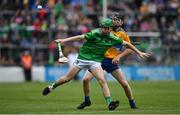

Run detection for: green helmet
[[100, 18, 114, 28]]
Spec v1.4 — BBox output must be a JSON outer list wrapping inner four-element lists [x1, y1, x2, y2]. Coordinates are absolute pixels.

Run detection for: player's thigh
[[111, 69, 128, 84], [90, 67, 105, 81], [66, 66, 81, 79], [83, 70, 94, 81]]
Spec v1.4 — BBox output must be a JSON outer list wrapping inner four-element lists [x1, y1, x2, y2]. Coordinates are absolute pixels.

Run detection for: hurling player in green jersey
[[42, 18, 150, 110]]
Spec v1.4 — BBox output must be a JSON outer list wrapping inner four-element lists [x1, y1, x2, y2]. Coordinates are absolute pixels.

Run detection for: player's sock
[[50, 82, 58, 89], [105, 96, 112, 105], [129, 99, 137, 109], [84, 96, 90, 102], [77, 96, 91, 109]]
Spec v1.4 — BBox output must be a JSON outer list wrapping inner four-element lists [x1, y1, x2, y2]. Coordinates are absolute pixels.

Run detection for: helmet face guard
[[110, 13, 124, 28], [110, 13, 124, 21]]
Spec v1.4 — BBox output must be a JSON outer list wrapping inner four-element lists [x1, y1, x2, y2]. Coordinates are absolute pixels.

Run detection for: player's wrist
[[54, 39, 60, 43]]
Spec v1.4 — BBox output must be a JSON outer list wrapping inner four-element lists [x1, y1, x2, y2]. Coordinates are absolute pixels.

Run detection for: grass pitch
[[0, 81, 180, 114]]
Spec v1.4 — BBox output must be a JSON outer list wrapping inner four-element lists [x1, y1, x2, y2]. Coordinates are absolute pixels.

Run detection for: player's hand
[[139, 52, 151, 59], [112, 56, 121, 64]]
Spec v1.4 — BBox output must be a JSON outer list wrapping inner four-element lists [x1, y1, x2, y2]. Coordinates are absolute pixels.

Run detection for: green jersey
[[78, 29, 123, 62]]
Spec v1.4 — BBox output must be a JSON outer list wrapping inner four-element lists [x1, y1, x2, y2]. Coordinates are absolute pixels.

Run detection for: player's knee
[[97, 78, 106, 85], [83, 77, 90, 83], [122, 81, 129, 89]]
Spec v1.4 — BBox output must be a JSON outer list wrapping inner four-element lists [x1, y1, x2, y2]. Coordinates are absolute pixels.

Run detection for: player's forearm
[[123, 41, 141, 55], [64, 35, 84, 42], [116, 48, 132, 59], [55, 35, 84, 43]]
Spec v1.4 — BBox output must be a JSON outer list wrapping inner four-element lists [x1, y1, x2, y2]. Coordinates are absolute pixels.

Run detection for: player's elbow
[[83, 77, 91, 83], [123, 41, 129, 46], [123, 41, 134, 49]]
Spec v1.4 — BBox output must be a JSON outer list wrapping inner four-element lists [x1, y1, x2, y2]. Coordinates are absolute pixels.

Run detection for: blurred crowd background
[[0, 0, 180, 66]]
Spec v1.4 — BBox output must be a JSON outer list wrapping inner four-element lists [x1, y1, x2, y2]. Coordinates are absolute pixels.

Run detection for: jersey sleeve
[[84, 31, 94, 41], [114, 31, 131, 43], [123, 33, 131, 43], [84, 29, 99, 41]]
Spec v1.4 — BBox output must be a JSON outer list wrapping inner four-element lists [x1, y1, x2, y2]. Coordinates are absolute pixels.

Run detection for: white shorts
[[74, 59, 101, 70]]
